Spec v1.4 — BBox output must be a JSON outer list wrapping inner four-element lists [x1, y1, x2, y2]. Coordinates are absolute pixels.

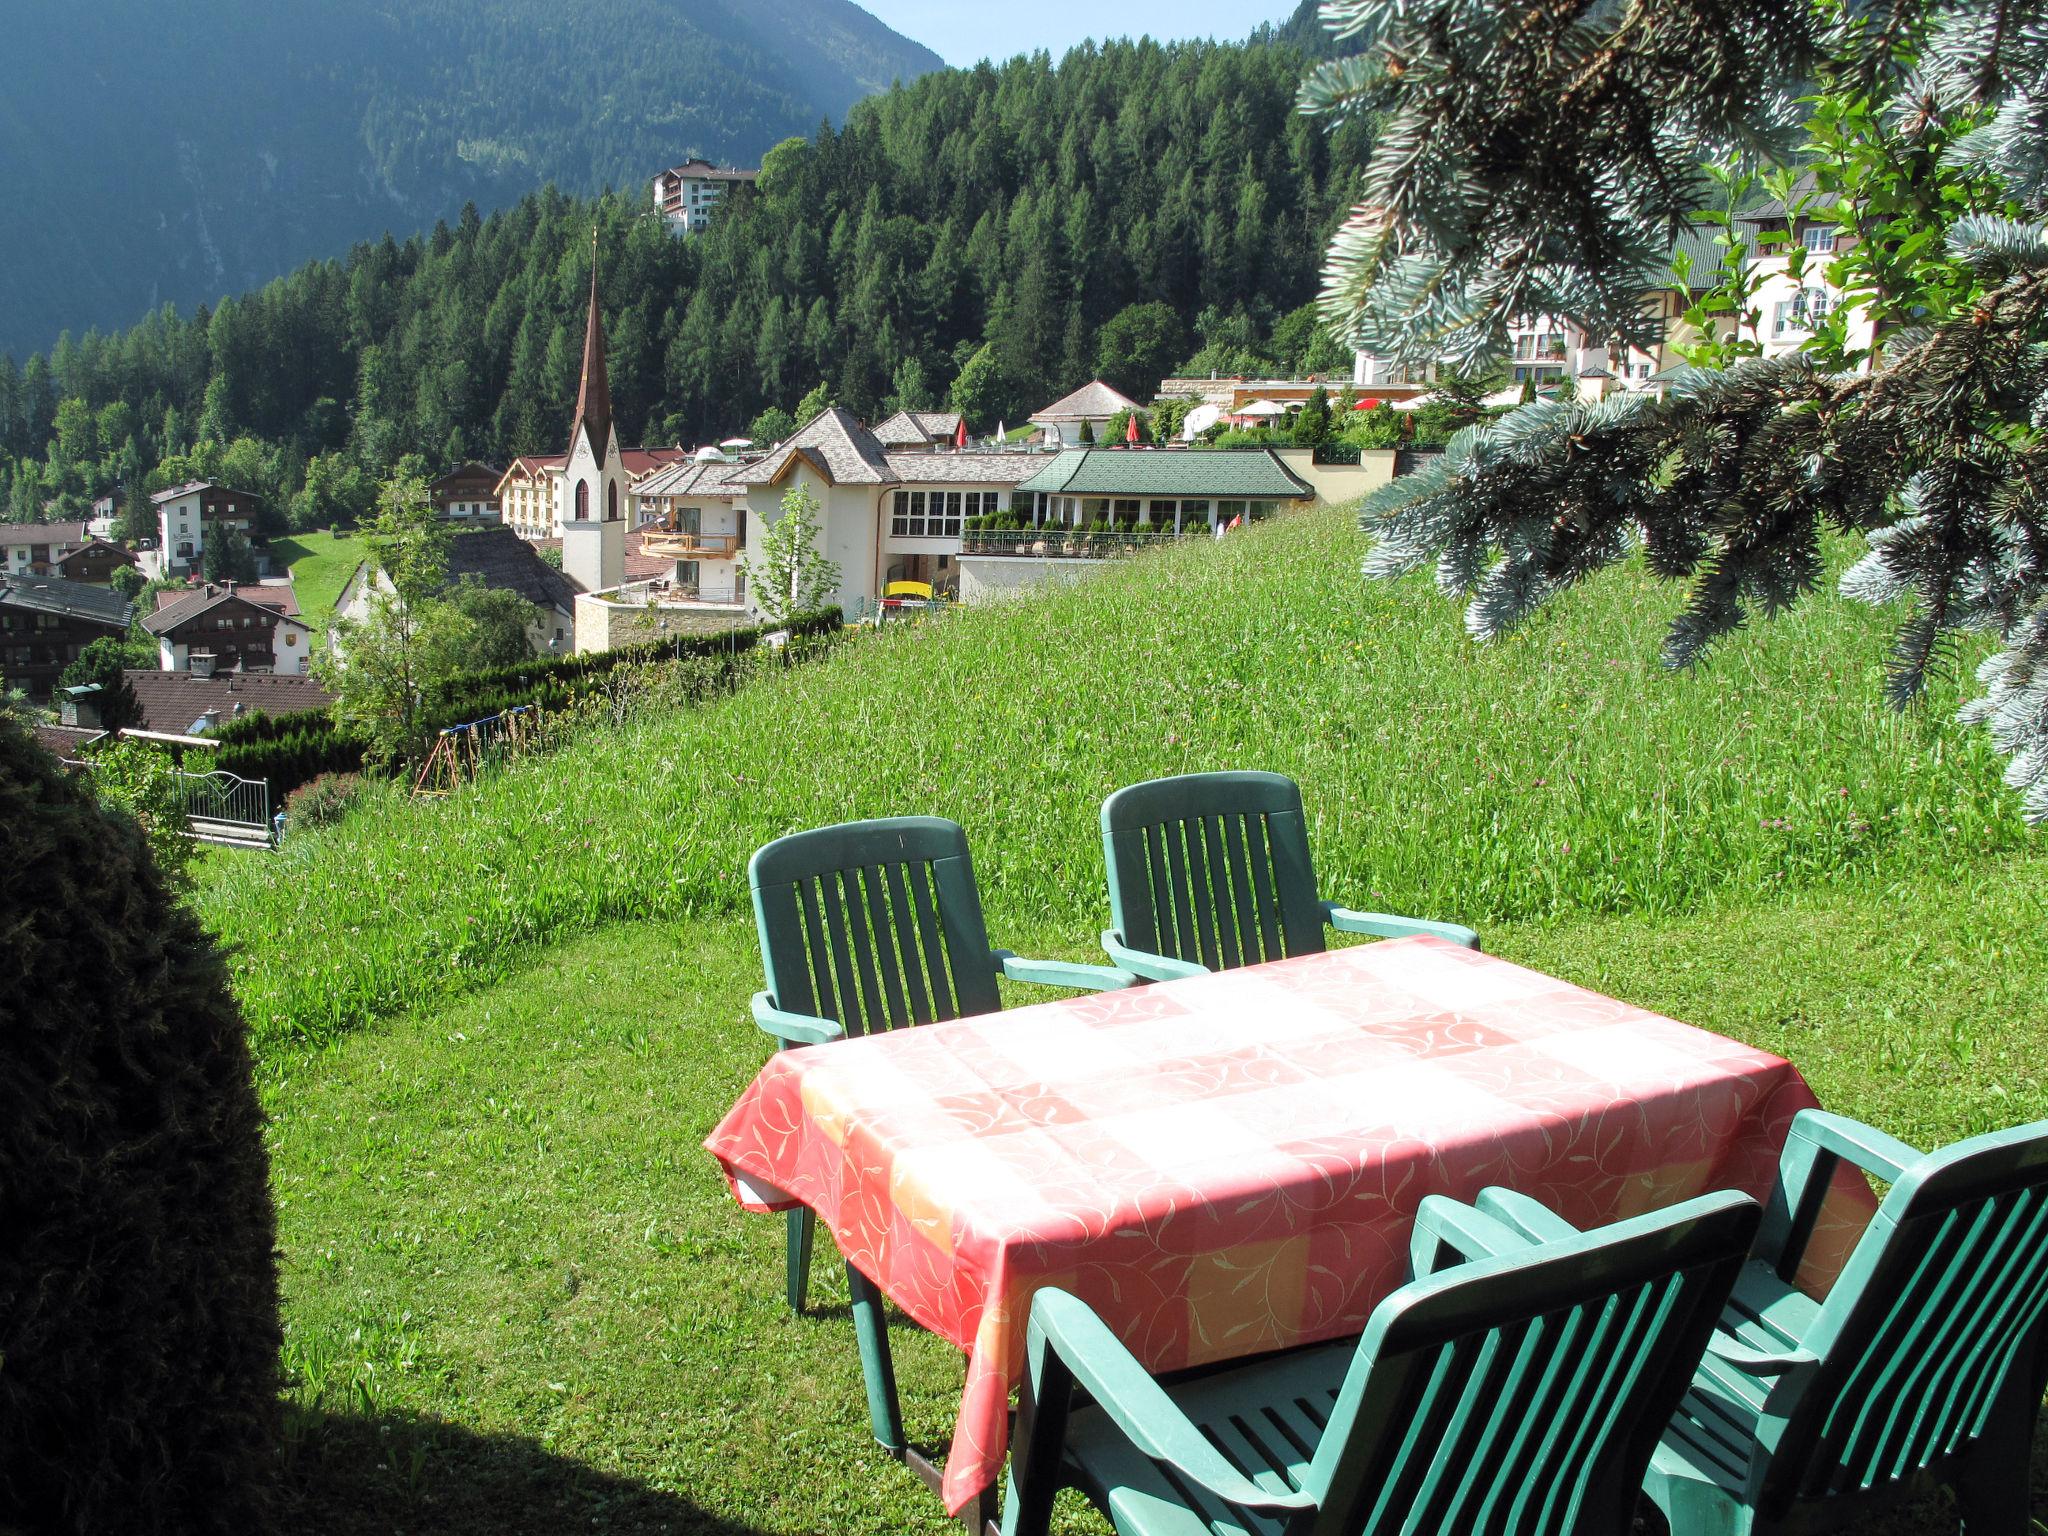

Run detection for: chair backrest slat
[[880, 861, 933, 1024], [750, 817, 1002, 1037], [1306, 1193, 1759, 1536], [1102, 773, 1328, 973], [1765, 1121, 2048, 1513]]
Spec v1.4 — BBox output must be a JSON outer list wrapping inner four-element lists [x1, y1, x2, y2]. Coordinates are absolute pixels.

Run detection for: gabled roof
[[732, 407, 897, 487], [122, 669, 334, 734], [145, 582, 310, 635], [431, 461, 504, 489], [872, 409, 964, 447], [881, 452, 1043, 486], [0, 520, 87, 547], [150, 480, 212, 503], [446, 526, 579, 613], [1029, 380, 1141, 423], [0, 573, 132, 627], [634, 456, 748, 499], [623, 447, 687, 479], [659, 160, 758, 182], [1014, 449, 1313, 500]]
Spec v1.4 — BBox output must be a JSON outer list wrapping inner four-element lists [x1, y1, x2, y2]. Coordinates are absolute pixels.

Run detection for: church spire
[[570, 227, 613, 461]]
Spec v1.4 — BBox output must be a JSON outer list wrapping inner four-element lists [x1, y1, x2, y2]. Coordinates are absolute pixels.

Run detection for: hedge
[[209, 608, 842, 797]]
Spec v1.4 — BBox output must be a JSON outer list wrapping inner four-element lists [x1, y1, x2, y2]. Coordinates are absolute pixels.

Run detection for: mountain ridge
[[1, 0, 940, 358]]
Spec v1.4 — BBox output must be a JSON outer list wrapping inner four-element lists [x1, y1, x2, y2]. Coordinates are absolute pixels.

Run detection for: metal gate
[[175, 769, 272, 846]]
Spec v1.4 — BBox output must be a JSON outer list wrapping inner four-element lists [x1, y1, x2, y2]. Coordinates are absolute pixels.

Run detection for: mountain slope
[[0, 0, 940, 358]]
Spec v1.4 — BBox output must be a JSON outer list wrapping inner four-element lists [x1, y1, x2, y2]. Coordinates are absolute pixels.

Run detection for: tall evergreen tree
[[1307, 0, 2048, 821]]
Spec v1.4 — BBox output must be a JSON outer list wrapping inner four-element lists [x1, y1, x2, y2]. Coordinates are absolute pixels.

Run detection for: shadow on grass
[[283, 1407, 768, 1536]]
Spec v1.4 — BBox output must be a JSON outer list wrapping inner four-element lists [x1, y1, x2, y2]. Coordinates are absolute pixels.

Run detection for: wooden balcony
[[639, 529, 742, 559]]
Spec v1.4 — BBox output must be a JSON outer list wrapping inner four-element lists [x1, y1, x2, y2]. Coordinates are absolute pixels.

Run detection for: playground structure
[[412, 705, 542, 797]]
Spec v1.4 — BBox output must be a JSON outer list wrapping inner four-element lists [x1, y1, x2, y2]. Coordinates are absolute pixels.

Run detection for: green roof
[[1014, 449, 1312, 500]]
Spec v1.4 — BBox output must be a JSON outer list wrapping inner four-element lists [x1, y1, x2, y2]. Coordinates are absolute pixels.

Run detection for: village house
[[631, 454, 751, 603], [494, 449, 685, 542], [0, 574, 133, 699], [144, 581, 313, 675], [152, 481, 263, 577], [1028, 380, 1143, 446], [337, 525, 579, 655], [54, 537, 140, 585], [429, 462, 505, 523], [651, 159, 758, 234], [0, 522, 88, 575], [728, 407, 1046, 612]]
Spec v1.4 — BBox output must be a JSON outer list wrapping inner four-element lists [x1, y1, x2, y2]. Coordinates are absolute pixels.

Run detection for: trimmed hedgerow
[[0, 712, 281, 1533], [209, 607, 843, 796]]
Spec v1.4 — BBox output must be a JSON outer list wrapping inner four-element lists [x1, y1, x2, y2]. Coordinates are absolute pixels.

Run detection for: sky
[[856, 0, 1299, 69]]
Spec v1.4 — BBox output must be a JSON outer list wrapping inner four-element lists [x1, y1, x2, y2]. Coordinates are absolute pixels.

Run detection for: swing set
[[412, 705, 542, 797]]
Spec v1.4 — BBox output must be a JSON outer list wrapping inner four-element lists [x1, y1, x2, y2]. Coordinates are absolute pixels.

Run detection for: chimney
[[204, 583, 217, 598], [189, 653, 217, 678]]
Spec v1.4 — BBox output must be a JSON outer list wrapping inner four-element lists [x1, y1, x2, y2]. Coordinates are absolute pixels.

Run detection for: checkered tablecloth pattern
[[705, 936, 1870, 1515]]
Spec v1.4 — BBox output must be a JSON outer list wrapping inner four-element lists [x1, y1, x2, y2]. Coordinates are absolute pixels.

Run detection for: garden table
[[704, 935, 1873, 1518]]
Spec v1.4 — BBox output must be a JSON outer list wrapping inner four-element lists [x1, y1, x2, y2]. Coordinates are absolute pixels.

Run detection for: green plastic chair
[[1098, 771, 1478, 982], [1000, 1186, 1761, 1536], [1640, 1110, 2048, 1536], [748, 815, 1131, 1456]]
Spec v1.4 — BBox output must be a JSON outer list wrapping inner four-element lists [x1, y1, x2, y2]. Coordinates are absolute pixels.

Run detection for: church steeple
[[570, 227, 613, 461]]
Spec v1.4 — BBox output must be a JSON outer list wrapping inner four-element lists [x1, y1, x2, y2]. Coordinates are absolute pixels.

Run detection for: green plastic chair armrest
[[993, 951, 1137, 992], [751, 992, 845, 1047], [1411, 1193, 1547, 1277], [1705, 1331, 1820, 1375], [1786, 1110, 1921, 1185], [1029, 1288, 1317, 1516], [1474, 1186, 1583, 1245], [1757, 1109, 1923, 1277], [1100, 929, 1209, 983], [1323, 902, 1481, 950]]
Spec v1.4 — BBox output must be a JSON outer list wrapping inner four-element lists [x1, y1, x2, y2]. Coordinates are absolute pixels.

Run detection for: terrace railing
[[961, 529, 1197, 559], [641, 530, 743, 559]]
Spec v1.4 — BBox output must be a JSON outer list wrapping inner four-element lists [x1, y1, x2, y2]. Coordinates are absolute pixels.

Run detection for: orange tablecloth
[[705, 937, 1869, 1514]]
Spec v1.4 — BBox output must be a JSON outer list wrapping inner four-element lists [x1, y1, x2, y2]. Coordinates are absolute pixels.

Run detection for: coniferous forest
[[0, 29, 1369, 535]]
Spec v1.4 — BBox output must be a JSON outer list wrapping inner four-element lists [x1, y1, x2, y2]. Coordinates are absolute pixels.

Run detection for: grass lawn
[[271, 530, 362, 645], [199, 507, 2028, 1051], [265, 862, 2048, 1535], [209, 505, 2047, 1532]]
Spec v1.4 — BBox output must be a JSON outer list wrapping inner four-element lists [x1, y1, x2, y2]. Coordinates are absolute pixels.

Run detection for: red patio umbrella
[[1125, 412, 1140, 444], [1352, 398, 1383, 410], [954, 416, 969, 448]]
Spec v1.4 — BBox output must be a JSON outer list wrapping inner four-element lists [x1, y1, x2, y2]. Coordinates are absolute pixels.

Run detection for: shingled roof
[[0, 573, 132, 627], [1014, 449, 1313, 500], [881, 452, 1044, 486], [0, 521, 87, 548], [445, 526, 580, 611], [731, 407, 897, 487], [1029, 380, 1141, 423], [872, 410, 964, 448], [123, 669, 334, 735], [634, 456, 748, 499]]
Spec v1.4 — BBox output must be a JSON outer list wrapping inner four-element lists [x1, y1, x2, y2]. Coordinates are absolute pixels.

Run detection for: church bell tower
[[560, 229, 626, 594]]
